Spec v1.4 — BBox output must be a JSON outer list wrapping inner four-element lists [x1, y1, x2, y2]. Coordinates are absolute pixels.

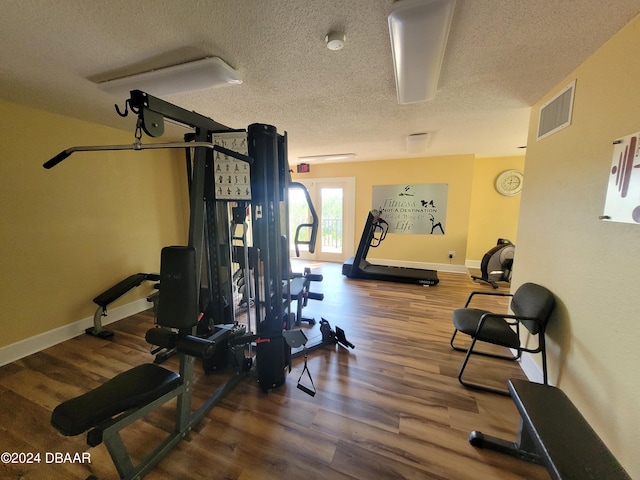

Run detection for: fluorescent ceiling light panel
[[298, 153, 355, 162], [388, 0, 456, 104], [98, 57, 242, 97]]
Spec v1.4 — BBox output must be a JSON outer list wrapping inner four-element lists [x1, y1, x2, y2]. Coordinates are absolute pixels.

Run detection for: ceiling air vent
[[537, 80, 576, 141]]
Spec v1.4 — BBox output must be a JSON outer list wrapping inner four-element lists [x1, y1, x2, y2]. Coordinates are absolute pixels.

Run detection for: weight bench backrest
[[156, 246, 198, 330]]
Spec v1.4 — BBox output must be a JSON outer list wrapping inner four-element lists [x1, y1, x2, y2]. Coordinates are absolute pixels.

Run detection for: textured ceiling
[[1, 1, 639, 163]]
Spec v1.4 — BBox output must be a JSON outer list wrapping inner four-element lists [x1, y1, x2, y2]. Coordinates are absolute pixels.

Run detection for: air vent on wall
[[537, 80, 576, 141]]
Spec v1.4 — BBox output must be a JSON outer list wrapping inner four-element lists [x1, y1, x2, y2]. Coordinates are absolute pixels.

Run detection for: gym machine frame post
[[247, 124, 293, 391], [47, 90, 257, 480], [230, 126, 342, 392]]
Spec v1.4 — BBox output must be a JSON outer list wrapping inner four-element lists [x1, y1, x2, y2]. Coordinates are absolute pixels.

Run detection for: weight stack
[[256, 330, 287, 392]]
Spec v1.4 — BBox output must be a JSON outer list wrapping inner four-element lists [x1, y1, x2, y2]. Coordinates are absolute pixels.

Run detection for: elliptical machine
[[471, 238, 515, 289]]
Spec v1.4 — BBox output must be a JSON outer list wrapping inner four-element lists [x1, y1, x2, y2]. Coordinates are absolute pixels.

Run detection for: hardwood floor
[[0, 262, 549, 479]]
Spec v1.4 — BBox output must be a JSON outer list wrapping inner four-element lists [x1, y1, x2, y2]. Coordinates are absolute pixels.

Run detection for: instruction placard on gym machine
[[213, 132, 251, 201]]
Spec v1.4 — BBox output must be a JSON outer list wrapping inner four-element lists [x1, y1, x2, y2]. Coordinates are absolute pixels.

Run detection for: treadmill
[[342, 210, 439, 286]]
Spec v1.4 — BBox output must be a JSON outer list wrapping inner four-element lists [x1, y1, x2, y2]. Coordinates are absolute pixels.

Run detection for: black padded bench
[[88, 272, 160, 338], [470, 379, 631, 479], [92, 274, 159, 309], [52, 363, 181, 439]]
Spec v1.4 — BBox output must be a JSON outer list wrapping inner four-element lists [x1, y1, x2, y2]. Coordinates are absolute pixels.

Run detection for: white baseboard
[[519, 352, 544, 383], [367, 257, 468, 274], [465, 259, 481, 269], [0, 298, 152, 367]]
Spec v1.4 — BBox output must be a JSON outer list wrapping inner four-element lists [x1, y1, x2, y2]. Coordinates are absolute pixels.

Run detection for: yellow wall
[[513, 14, 640, 477], [292, 154, 524, 267], [293, 155, 475, 266], [466, 156, 524, 261], [0, 100, 189, 348]]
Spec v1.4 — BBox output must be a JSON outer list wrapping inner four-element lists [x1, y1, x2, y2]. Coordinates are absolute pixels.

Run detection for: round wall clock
[[495, 169, 524, 196]]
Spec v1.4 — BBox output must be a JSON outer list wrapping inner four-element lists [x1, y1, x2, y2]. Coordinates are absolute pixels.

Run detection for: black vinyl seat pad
[[288, 277, 306, 298], [51, 363, 181, 437], [453, 308, 519, 349]]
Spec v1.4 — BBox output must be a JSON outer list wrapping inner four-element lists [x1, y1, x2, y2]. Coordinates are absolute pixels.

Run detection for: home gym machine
[[45, 90, 295, 479], [342, 209, 439, 286]]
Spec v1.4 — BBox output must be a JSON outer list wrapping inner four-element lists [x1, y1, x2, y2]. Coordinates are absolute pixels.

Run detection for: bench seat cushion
[[288, 277, 306, 299], [51, 363, 181, 436]]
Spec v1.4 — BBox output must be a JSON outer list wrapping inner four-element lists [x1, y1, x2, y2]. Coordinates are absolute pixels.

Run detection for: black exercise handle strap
[[297, 383, 316, 397], [296, 347, 316, 397]]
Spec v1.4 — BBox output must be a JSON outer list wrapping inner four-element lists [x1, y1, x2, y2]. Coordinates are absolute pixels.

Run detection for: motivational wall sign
[[372, 184, 448, 234]]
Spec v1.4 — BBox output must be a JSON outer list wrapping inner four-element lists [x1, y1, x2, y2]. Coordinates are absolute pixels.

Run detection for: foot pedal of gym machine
[[85, 326, 114, 339]]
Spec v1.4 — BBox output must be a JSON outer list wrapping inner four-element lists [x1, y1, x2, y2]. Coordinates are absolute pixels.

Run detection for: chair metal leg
[[450, 329, 465, 351], [457, 337, 511, 396], [451, 330, 519, 362], [540, 336, 548, 385]]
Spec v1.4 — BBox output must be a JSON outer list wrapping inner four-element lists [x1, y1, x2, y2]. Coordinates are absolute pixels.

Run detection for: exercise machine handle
[[370, 219, 388, 247], [290, 182, 319, 256], [43, 142, 252, 169], [43, 150, 72, 169]]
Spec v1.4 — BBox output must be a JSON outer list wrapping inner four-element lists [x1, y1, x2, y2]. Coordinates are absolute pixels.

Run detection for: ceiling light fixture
[[388, 0, 456, 104], [97, 57, 242, 97], [406, 132, 430, 153], [298, 153, 355, 162]]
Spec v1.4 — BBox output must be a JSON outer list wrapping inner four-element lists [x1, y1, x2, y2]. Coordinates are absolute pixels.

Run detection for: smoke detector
[[325, 32, 346, 50]]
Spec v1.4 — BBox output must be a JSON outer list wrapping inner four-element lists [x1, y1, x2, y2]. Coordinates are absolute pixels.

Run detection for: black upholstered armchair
[[450, 282, 555, 395]]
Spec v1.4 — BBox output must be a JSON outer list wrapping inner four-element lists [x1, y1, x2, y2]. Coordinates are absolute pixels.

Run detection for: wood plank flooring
[[0, 262, 549, 479]]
